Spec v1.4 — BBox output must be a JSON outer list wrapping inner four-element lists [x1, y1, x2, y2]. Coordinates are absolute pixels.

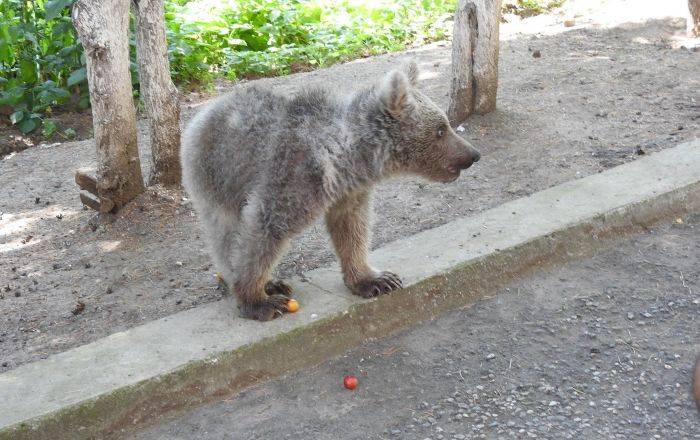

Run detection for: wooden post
[[689, 0, 700, 37], [72, 0, 144, 212], [448, 0, 502, 126], [133, 0, 182, 186]]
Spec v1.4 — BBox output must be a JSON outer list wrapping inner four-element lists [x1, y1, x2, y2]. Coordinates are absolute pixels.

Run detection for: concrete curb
[[1, 140, 699, 439]]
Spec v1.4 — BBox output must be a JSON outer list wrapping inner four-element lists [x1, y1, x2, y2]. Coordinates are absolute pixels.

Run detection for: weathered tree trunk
[[448, 0, 502, 126], [133, 0, 182, 186], [72, 0, 144, 212], [689, 0, 700, 37]]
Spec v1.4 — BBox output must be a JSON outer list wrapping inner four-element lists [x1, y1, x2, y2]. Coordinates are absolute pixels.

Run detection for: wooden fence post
[[448, 0, 502, 126]]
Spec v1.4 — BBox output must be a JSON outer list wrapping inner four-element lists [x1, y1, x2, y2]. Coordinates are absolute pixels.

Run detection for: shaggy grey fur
[[181, 62, 480, 320]]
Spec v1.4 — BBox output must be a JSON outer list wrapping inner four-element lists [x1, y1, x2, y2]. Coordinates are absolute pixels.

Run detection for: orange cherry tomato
[[286, 299, 299, 313]]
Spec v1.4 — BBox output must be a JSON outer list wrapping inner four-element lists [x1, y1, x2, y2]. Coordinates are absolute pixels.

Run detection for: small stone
[[72, 302, 85, 315], [532, 50, 542, 58], [564, 19, 576, 27], [486, 353, 496, 360], [175, 261, 183, 267], [627, 312, 634, 320]]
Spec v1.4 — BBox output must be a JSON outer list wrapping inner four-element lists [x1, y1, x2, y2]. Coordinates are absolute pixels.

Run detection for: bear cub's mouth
[[445, 162, 476, 180], [444, 151, 480, 181]]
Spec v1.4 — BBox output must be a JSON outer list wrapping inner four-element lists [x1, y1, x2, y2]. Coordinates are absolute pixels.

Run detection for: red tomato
[[343, 375, 358, 390]]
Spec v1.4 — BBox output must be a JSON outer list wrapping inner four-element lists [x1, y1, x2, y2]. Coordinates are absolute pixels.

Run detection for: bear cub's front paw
[[350, 271, 403, 298]]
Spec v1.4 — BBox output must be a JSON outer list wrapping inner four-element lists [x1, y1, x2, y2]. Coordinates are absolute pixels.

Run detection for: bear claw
[[239, 294, 290, 321], [264, 280, 293, 297], [350, 271, 403, 298]]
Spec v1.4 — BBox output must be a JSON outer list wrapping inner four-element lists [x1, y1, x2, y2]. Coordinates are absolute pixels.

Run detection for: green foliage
[[503, 0, 564, 17], [1, 0, 562, 135], [164, 0, 457, 84], [0, 0, 87, 134]]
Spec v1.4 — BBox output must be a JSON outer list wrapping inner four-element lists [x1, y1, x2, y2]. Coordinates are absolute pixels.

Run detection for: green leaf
[[10, 110, 24, 124], [42, 120, 57, 138], [45, 0, 73, 21], [0, 24, 12, 63], [67, 67, 86, 87], [19, 58, 37, 83], [19, 118, 38, 134], [78, 94, 90, 109], [51, 87, 71, 99], [23, 31, 38, 47], [64, 127, 76, 139]]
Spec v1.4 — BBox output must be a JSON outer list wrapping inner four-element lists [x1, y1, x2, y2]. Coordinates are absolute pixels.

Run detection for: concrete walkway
[[136, 213, 700, 440], [1, 139, 698, 440]]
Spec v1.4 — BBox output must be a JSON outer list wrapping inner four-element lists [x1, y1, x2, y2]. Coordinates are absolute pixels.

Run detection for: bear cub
[[181, 62, 481, 321]]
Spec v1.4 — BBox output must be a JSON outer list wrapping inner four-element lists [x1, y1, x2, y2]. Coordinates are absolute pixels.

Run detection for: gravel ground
[[134, 213, 700, 440], [1, 0, 699, 371]]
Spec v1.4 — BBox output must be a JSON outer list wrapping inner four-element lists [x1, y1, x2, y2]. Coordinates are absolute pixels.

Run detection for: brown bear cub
[[181, 62, 481, 321]]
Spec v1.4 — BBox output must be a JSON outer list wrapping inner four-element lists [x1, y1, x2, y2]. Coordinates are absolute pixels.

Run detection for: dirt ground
[[133, 214, 699, 440], [1, 0, 698, 372]]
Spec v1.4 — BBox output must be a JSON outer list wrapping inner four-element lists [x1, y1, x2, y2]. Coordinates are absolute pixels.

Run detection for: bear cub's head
[[376, 62, 481, 183]]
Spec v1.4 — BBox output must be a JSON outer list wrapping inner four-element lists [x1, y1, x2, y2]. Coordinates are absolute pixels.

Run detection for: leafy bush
[[1, 0, 562, 135], [0, 0, 87, 135], [164, 0, 457, 83], [502, 0, 564, 18]]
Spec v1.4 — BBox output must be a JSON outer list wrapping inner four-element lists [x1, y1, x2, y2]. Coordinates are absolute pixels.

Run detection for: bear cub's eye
[[436, 126, 445, 138]]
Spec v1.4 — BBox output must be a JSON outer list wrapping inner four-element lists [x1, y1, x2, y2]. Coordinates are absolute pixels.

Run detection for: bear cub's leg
[[232, 231, 293, 321], [200, 210, 293, 319], [214, 200, 298, 321], [325, 190, 403, 297]]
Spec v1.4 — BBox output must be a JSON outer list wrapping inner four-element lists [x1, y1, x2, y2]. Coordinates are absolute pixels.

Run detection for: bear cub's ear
[[379, 69, 414, 119], [403, 61, 419, 86]]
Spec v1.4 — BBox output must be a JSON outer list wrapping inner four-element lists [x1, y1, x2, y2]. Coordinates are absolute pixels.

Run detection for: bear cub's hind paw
[[264, 280, 293, 297], [350, 271, 403, 298], [239, 294, 290, 321]]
